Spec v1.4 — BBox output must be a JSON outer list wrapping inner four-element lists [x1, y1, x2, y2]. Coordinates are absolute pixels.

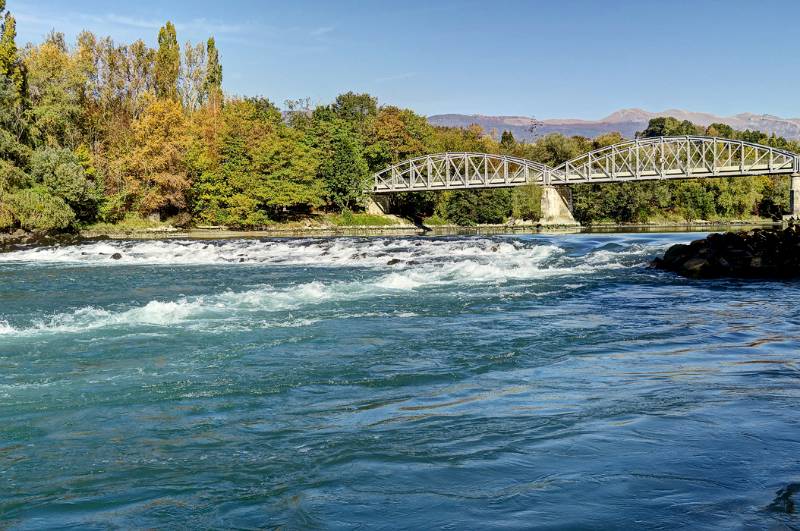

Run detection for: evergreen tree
[[155, 21, 180, 101], [204, 37, 222, 105], [500, 130, 515, 149]]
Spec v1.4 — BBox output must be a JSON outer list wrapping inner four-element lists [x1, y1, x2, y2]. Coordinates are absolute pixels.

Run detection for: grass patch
[[422, 214, 450, 226]]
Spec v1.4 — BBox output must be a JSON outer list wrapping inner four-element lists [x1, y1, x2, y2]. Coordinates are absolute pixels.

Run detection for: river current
[[1, 233, 799, 529]]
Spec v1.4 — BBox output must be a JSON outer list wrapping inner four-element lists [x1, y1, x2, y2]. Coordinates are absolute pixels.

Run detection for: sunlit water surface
[[1, 233, 799, 529]]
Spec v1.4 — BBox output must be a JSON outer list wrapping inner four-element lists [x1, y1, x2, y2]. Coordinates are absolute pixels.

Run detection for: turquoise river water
[[1, 232, 799, 529]]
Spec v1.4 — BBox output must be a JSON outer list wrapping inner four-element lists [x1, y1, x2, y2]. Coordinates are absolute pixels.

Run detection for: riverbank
[[0, 215, 785, 249]]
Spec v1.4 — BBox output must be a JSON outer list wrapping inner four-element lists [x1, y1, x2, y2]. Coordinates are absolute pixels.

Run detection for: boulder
[[652, 226, 800, 279]]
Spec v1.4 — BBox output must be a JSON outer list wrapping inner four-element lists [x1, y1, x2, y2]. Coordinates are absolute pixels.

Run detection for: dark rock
[[387, 258, 403, 265], [653, 225, 800, 279], [111, 253, 123, 260], [768, 483, 800, 514]]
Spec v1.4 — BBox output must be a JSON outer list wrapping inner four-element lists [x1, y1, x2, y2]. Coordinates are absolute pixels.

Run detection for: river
[[1, 233, 799, 528]]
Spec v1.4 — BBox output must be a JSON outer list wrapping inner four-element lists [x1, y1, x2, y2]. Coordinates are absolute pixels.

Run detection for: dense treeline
[[0, 3, 796, 232]]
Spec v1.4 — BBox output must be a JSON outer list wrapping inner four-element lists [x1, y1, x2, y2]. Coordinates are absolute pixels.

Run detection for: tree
[[331, 92, 377, 125], [0, 8, 25, 101], [511, 183, 541, 220], [30, 147, 100, 221], [24, 37, 84, 147], [638, 117, 700, 138], [0, 73, 31, 192], [204, 37, 222, 107], [179, 41, 206, 111], [155, 22, 179, 101], [320, 122, 370, 209], [250, 127, 323, 216], [500, 130, 515, 149], [442, 189, 512, 225], [126, 97, 190, 217]]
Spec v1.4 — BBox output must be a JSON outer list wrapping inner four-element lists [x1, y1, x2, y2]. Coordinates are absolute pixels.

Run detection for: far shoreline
[[79, 219, 780, 240]]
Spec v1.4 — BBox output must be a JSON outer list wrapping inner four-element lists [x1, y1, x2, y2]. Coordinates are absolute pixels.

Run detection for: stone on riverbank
[[652, 226, 800, 279]]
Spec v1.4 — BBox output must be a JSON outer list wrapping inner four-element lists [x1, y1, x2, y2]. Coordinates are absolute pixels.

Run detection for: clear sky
[[10, 0, 800, 119]]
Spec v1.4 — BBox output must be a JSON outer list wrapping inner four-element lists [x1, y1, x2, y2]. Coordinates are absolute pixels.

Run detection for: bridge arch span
[[552, 136, 800, 184], [372, 152, 556, 193]]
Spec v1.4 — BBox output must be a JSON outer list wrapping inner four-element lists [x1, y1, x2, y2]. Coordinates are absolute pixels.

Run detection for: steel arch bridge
[[372, 136, 800, 193]]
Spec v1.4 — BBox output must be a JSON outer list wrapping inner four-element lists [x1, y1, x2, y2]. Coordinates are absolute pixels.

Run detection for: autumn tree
[[126, 97, 190, 217], [179, 41, 206, 111]]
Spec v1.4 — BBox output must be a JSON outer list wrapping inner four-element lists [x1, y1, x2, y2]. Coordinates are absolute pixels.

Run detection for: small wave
[[0, 281, 341, 337]]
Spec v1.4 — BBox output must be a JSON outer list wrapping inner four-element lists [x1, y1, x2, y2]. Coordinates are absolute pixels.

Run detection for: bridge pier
[[539, 186, 578, 226], [789, 174, 800, 220], [365, 195, 391, 215]]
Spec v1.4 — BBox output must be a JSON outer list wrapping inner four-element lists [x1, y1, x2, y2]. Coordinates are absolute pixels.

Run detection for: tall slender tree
[[154, 21, 179, 101], [204, 37, 222, 107], [0, 5, 25, 101]]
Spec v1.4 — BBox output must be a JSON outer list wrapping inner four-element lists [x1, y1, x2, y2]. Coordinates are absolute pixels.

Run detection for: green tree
[[0, 74, 31, 192], [250, 127, 323, 216], [155, 21, 180, 101], [500, 130, 515, 149], [331, 92, 377, 125], [0, 7, 25, 101], [30, 147, 100, 221], [204, 37, 222, 107], [24, 36, 84, 147], [5, 187, 75, 231], [638, 117, 700, 138], [511, 183, 541, 220], [442, 189, 512, 225]]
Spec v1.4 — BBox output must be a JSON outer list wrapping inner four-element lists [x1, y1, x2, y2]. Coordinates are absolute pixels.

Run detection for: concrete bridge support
[[789, 174, 800, 220], [365, 195, 391, 215], [539, 186, 578, 226]]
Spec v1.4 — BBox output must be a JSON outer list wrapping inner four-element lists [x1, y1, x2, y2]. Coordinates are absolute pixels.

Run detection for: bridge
[[370, 136, 800, 224]]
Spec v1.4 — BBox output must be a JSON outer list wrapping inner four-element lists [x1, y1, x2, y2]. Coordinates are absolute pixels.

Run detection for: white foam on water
[[0, 236, 663, 338], [0, 281, 344, 337], [0, 237, 553, 268]]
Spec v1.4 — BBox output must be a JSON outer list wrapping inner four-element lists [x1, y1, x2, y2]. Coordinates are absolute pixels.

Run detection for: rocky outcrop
[[0, 230, 104, 252], [652, 226, 800, 278]]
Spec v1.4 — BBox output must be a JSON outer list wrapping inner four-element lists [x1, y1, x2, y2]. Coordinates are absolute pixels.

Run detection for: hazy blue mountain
[[427, 108, 800, 141]]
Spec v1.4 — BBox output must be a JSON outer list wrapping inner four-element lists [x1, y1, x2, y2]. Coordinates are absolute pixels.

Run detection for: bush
[[6, 187, 76, 232], [0, 198, 14, 230], [30, 147, 100, 222]]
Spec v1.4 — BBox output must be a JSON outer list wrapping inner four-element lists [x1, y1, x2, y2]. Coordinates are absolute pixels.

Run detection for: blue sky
[[10, 0, 800, 119]]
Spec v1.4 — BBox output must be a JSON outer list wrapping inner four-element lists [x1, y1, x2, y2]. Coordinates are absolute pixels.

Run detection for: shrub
[[6, 187, 76, 232], [30, 148, 100, 221]]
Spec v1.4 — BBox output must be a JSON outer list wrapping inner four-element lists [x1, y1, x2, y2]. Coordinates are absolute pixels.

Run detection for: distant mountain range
[[427, 108, 800, 141]]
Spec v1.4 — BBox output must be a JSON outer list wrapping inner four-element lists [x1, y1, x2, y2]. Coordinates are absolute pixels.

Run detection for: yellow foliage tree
[[126, 97, 190, 217]]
